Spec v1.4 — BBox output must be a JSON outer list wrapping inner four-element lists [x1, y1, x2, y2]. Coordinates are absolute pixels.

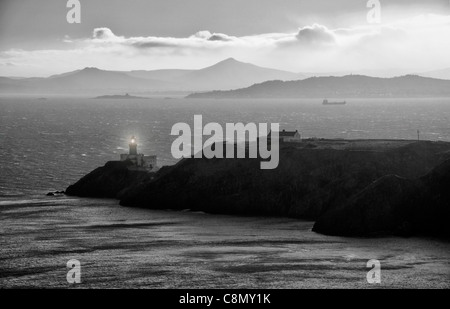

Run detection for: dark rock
[[65, 161, 154, 198], [66, 140, 450, 239], [313, 159, 450, 239], [47, 191, 65, 196], [119, 141, 450, 221]]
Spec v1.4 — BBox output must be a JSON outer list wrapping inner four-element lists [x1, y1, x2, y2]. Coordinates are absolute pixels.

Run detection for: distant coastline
[[187, 75, 450, 99], [2, 59, 450, 96], [94, 93, 148, 99]]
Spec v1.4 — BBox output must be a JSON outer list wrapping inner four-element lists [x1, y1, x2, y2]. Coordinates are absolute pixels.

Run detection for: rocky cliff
[[66, 140, 450, 239], [313, 159, 450, 238], [65, 161, 154, 198], [118, 141, 449, 219]]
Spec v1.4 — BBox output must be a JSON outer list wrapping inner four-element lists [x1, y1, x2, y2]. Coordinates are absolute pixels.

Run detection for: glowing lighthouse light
[[129, 136, 138, 155], [120, 135, 158, 171]]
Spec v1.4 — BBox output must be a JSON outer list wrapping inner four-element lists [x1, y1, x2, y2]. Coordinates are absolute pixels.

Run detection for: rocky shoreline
[[65, 139, 450, 239]]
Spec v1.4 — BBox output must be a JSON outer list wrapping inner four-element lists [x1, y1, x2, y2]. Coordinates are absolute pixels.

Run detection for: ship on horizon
[[322, 99, 346, 105]]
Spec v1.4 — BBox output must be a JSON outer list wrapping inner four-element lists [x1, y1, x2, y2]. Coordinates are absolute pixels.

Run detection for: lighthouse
[[120, 136, 157, 171], [129, 136, 138, 155]]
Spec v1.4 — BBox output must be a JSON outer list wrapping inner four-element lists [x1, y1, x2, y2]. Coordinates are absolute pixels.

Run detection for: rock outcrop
[[313, 159, 450, 238], [65, 161, 153, 198], [66, 141, 450, 239], [119, 141, 450, 220]]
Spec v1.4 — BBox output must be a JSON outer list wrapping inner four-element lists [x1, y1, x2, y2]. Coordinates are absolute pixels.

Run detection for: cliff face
[[312, 160, 450, 238], [66, 141, 450, 238], [65, 161, 153, 198], [119, 141, 450, 220]]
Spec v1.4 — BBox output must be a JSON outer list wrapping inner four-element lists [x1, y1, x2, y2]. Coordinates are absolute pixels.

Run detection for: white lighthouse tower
[[120, 136, 157, 170], [129, 136, 138, 155]]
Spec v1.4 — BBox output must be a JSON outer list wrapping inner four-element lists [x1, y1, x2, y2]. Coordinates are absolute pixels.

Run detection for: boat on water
[[322, 99, 346, 105]]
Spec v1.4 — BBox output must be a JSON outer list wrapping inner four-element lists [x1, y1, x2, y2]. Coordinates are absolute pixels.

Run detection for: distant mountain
[[0, 58, 303, 94], [302, 68, 414, 78], [419, 68, 450, 80], [174, 58, 301, 90], [0, 67, 171, 94], [45, 67, 170, 90], [48, 69, 82, 79], [125, 58, 302, 90], [0, 77, 25, 92], [126, 69, 194, 82], [187, 75, 450, 99]]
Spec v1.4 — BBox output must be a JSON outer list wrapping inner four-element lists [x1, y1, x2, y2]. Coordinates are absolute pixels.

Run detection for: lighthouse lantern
[[129, 136, 138, 155]]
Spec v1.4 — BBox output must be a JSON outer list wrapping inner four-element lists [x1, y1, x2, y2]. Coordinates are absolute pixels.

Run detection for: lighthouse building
[[120, 136, 157, 170]]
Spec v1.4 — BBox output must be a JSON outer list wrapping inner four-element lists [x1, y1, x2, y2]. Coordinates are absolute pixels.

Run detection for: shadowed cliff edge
[[66, 161, 155, 198], [312, 158, 450, 238], [66, 140, 450, 239]]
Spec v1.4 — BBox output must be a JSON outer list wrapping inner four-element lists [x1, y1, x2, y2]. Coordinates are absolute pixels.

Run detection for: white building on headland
[[276, 130, 302, 143], [267, 129, 302, 143], [120, 136, 157, 171]]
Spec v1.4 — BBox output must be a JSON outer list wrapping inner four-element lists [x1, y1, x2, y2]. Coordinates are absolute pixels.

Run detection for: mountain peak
[[215, 57, 243, 65], [223, 57, 238, 62], [81, 67, 101, 72]]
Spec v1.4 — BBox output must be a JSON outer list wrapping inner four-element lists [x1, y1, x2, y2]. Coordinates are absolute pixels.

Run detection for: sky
[[1, 0, 450, 76]]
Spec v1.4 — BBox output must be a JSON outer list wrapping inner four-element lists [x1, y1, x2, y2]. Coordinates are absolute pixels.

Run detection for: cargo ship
[[322, 99, 346, 105]]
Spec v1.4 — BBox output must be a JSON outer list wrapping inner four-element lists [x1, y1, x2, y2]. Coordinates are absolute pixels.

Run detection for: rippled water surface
[[0, 96, 449, 288]]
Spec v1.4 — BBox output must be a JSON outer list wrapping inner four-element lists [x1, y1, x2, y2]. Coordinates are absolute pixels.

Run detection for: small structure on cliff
[[278, 130, 302, 143], [120, 136, 157, 171]]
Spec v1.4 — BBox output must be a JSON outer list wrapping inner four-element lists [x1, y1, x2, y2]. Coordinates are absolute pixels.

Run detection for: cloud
[[1, 14, 450, 77], [296, 24, 336, 45], [86, 26, 332, 50], [208, 33, 235, 42], [88, 28, 242, 50], [93, 27, 118, 40], [129, 39, 179, 49], [190, 30, 235, 41], [191, 30, 213, 40], [0, 61, 16, 66]]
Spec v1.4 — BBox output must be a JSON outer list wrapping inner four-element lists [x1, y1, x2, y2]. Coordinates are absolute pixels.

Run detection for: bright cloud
[[296, 24, 336, 45], [1, 14, 450, 77]]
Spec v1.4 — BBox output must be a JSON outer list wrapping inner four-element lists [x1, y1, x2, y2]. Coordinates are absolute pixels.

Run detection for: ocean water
[[0, 96, 449, 288]]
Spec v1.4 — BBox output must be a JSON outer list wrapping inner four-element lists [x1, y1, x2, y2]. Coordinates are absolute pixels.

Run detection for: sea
[[0, 95, 449, 288]]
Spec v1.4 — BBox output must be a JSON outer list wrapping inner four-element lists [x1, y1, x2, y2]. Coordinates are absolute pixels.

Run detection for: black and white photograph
[[1, 0, 450, 293]]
